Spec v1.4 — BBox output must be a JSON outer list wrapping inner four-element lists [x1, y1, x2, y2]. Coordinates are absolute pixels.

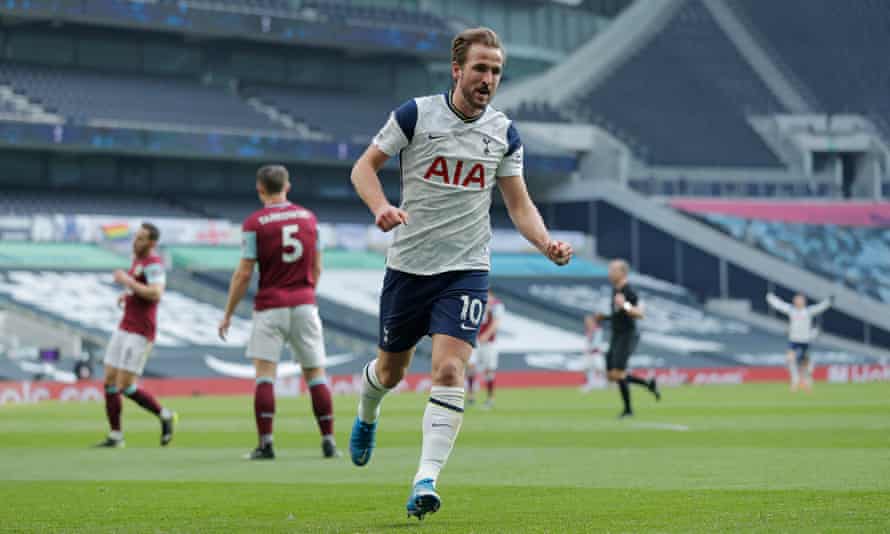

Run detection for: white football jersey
[[373, 92, 524, 275]]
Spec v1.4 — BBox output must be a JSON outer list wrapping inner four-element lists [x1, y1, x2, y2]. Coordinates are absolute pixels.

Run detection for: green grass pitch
[[2, 382, 889, 532]]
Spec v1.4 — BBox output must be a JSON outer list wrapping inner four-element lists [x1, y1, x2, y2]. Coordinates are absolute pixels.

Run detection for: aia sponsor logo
[[423, 157, 486, 189]]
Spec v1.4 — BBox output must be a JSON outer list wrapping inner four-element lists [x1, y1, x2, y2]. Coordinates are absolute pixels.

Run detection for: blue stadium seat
[[701, 213, 890, 303]]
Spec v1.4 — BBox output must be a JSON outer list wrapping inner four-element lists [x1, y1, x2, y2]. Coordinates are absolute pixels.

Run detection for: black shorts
[[789, 342, 810, 364], [606, 332, 640, 371], [378, 268, 489, 353]]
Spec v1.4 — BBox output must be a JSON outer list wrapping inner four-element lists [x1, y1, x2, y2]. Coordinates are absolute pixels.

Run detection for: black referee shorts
[[606, 332, 640, 371]]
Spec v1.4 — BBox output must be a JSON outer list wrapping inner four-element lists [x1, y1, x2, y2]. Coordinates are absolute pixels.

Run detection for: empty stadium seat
[[574, 0, 784, 167], [0, 63, 283, 133], [701, 213, 890, 303], [732, 0, 890, 137], [245, 85, 395, 141]]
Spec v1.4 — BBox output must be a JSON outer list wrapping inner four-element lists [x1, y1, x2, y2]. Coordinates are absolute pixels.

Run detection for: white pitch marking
[[627, 422, 690, 431]]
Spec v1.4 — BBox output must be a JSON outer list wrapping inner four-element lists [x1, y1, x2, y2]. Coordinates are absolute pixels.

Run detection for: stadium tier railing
[[0, 0, 452, 58]]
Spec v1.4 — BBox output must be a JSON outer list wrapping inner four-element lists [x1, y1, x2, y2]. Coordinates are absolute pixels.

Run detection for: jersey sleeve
[[807, 298, 831, 316], [496, 122, 524, 178], [144, 261, 166, 286], [241, 217, 258, 260], [372, 99, 417, 157], [766, 293, 791, 315]]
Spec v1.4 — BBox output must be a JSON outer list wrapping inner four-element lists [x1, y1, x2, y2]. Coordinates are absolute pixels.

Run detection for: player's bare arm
[[614, 293, 644, 319], [218, 258, 255, 340], [498, 175, 573, 266], [350, 145, 408, 232], [113, 269, 164, 302]]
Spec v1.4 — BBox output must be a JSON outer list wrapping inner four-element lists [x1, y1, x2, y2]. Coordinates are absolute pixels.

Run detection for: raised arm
[[807, 296, 833, 316], [766, 292, 792, 315], [497, 175, 572, 265]]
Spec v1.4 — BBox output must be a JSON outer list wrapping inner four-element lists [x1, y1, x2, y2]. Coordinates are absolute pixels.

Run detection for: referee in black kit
[[595, 259, 661, 418]]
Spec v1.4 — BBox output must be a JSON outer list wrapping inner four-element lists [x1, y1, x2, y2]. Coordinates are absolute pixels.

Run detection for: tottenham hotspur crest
[[482, 135, 491, 155]]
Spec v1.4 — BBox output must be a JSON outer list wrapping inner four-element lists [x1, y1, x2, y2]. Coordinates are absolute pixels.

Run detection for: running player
[[348, 27, 573, 520], [96, 222, 176, 448], [766, 292, 832, 392], [579, 314, 606, 393], [595, 259, 660, 418], [466, 290, 503, 409], [218, 165, 338, 460]]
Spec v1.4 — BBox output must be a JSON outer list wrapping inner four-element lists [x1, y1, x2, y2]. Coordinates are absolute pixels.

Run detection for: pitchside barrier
[[2, 365, 889, 405]]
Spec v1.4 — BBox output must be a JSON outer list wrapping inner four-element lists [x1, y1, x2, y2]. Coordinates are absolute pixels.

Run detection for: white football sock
[[358, 360, 389, 424], [414, 386, 465, 485]]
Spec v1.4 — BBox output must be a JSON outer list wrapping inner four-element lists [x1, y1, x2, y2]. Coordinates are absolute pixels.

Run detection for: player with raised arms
[[96, 222, 177, 448], [348, 27, 573, 519], [766, 291, 832, 392], [218, 165, 339, 460]]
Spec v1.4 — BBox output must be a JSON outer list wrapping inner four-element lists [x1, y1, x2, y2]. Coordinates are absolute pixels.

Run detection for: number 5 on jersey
[[282, 224, 303, 263]]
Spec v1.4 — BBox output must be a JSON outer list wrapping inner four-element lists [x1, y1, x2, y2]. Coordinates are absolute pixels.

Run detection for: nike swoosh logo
[[460, 324, 476, 331], [428, 134, 445, 140]]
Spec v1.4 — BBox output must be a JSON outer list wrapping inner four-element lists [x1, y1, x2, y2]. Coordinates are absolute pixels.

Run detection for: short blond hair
[[451, 27, 504, 66]]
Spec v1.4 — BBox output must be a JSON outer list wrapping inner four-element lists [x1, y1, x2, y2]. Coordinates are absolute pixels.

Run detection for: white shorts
[[469, 343, 498, 372], [247, 305, 326, 368], [103, 329, 154, 375]]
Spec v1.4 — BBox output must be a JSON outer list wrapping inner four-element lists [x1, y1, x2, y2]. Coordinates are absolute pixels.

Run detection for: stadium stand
[[697, 213, 890, 304], [245, 86, 395, 141], [0, 63, 283, 133], [628, 178, 835, 198], [0, 191, 196, 217], [571, 0, 784, 167], [731, 0, 890, 136], [153, 0, 447, 29], [300, 0, 446, 30], [509, 102, 572, 123]]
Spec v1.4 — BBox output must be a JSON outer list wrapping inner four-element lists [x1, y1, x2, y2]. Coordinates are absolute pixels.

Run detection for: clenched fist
[[545, 240, 573, 266], [374, 205, 409, 232]]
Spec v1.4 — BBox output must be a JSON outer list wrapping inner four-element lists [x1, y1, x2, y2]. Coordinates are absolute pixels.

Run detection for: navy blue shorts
[[789, 342, 810, 363], [378, 268, 489, 353]]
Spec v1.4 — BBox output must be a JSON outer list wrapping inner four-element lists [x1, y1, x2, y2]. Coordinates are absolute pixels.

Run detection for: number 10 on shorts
[[460, 295, 484, 325]]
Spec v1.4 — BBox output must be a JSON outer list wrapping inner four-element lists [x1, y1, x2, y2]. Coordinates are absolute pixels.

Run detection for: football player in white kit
[[348, 27, 573, 520], [766, 292, 832, 392]]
